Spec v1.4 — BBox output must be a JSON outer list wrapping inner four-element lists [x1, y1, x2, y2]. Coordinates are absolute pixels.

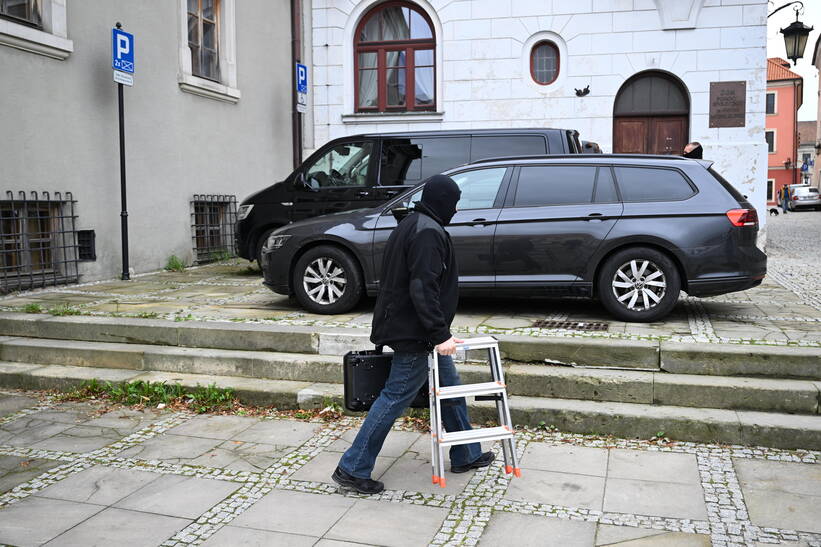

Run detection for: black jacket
[[370, 204, 458, 353]]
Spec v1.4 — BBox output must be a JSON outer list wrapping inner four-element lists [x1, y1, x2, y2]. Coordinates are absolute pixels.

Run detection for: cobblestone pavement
[[0, 391, 819, 547], [2, 211, 820, 348]]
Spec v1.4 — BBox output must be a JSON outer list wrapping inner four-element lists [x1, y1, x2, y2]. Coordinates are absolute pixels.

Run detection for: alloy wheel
[[303, 257, 347, 305], [611, 259, 667, 312]]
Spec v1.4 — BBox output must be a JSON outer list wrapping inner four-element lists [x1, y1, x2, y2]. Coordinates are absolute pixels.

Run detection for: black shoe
[[451, 451, 495, 474], [332, 466, 384, 494]]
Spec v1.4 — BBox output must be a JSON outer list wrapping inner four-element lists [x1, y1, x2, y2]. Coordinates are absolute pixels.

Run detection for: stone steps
[[1, 361, 819, 450], [0, 336, 817, 415]]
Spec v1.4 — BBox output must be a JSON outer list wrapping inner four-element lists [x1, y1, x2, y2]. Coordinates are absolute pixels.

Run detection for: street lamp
[[784, 158, 792, 170], [769, 1, 814, 65]]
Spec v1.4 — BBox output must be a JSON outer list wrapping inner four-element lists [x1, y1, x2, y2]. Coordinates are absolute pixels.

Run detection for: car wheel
[[255, 228, 277, 265], [597, 247, 681, 323], [292, 245, 363, 314]]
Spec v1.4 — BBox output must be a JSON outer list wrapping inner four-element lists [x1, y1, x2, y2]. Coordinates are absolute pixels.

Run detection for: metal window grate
[[1, 191, 79, 294], [190, 194, 237, 263], [77, 230, 96, 261], [532, 320, 609, 331]]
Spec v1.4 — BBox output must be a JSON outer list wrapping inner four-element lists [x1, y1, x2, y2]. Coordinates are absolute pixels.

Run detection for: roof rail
[[469, 153, 692, 165]]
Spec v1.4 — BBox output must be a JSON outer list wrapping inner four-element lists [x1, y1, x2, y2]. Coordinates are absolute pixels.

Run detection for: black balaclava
[[683, 145, 703, 159], [417, 174, 461, 226]]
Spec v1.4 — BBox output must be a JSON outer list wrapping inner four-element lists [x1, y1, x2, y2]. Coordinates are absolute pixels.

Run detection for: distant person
[[781, 186, 790, 214], [683, 142, 703, 159], [582, 140, 602, 154]]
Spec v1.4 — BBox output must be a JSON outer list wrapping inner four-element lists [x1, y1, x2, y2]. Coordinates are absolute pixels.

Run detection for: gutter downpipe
[[291, 0, 303, 170]]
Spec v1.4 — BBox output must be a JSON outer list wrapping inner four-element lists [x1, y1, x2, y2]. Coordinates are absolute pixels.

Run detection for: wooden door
[[650, 117, 688, 155], [613, 118, 648, 153], [614, 116, 688, 155]]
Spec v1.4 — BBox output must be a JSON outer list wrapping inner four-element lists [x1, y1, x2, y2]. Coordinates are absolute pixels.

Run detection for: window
[[191, 195, 237, 263], [0, 192, 79, 293], [0, 0, 40, 27], [470, 136, 546, 162], [451, 168, 507, 210], [614, 167, 695, 202], [355, 2, 435, 112], [379, 138, 469, 185], [593, 167, 619, 203], [530, 41, 559, 85], [767, 179, 774, 202], [766, 92, 776, 115], [305, 142, 373, 189], [514, 166, 598, 207], [188, 0, 219, 81], [802, 153, 811, 164], [765, 130, 775, 153]]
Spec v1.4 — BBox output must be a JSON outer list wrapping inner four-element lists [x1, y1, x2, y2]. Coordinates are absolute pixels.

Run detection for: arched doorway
[[613, 71, 690, 155]]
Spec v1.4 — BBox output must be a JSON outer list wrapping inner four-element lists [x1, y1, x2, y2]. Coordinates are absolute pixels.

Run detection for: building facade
[[765, 57, 802, 206], [0, 0, 294, 292], [304, 0, 769, 223], [812, 35, 821, 189], [797, 120, 816, 187]]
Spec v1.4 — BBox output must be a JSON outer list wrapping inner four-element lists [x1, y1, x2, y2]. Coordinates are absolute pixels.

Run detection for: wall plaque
[[709, 81, 746, 128]]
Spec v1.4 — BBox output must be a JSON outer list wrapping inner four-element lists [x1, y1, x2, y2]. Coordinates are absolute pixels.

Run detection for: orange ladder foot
[[439, 478, 447, 488], [513, 468, 522, 477], [505, 465, 513, 474], [432, 475, 440, 484]]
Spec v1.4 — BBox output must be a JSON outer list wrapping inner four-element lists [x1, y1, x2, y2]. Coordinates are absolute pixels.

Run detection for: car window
[[451, 168, 508, 210], [470, 136, 546, 162], [380, 137, 470, 185], [513, 165, 597, 207], [593, 167, 619, 203], [614, 167, 695, 202], [305, 142, 372, 189], [809, 188, 819, 194]]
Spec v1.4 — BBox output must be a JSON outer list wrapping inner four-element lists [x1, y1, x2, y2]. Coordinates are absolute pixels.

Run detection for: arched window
[[354, 2, 435, 112], [530, 41, 559, 85]]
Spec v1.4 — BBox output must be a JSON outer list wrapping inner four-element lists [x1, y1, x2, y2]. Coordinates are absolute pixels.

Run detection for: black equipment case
[[343, 347, 428, 412]]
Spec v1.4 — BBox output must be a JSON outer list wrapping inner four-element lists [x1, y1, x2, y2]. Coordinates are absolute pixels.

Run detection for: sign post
[[112, 23, 134, 280]]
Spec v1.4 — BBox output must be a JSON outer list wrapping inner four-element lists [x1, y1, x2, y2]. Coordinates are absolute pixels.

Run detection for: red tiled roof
[[768, 57, 802, 82]]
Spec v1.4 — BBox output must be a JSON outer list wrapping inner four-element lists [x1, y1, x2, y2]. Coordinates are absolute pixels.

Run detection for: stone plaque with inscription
[[709, 81, 746, 128]]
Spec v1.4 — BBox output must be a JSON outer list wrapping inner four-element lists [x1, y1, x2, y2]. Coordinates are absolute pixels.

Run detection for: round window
[[530, 41, 559, 85]]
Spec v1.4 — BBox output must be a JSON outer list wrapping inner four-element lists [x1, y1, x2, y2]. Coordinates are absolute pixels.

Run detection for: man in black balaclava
[[333, 175, 494, 494], [683, 142, 703, 159]]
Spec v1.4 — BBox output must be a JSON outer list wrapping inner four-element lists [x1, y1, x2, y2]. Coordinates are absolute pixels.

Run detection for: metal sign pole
[[117, 78, 129, 280], [112, 21, 132, 281]]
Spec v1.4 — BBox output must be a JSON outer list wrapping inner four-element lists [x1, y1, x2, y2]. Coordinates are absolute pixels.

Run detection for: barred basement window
[[191, 195, 237, 263], [0, 191, 79, 294]]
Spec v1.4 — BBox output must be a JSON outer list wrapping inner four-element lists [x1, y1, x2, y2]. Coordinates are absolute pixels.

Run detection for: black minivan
[[236, 129, 582, 263]]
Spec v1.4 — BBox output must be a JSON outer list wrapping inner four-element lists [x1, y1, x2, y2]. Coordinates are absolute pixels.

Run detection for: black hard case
[[343, 348, 428, 412]]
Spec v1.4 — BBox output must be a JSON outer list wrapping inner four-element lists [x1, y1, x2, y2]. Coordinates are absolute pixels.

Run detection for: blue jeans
[[782, 199, 789, 212], [339, 352, 482, 479]]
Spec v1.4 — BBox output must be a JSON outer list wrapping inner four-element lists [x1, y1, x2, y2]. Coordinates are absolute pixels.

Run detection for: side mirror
[[391, 207, 410, 222]]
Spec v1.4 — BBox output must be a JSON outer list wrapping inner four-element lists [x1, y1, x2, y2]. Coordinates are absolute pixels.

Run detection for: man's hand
[[435, 336, 464, 356]]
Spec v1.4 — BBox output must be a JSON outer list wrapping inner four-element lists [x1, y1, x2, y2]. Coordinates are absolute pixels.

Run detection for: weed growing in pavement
[[164, 255, 186, 272], [207, 250, 233, 262], [48, 304, 83, 316], [404, 407, 430, 432], [22, 303, 42, 313], [236, 265, 262, 276], [174, 313, 194, 322], [132, 312, 160, 319], [58, 379, 236, 413]]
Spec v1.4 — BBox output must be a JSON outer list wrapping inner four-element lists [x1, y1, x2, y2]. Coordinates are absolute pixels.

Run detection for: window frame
[[509, 163, 601, 208], [0, 0, 72, 60], [0, 0, 41, 29], [301, 140, 376, 190], [529, 40, 560, 86], [767, 179, 775, 202], [765, 130, 776, 154], [353, 1, 437, 113], [187, 0, 221, 82], [612, 165, 698, 203], [765, 92, 776, 115]]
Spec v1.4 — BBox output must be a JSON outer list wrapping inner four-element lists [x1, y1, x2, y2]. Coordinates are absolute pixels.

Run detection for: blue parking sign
[[296, 63, 308, 94], [112, 28, 134, 73]]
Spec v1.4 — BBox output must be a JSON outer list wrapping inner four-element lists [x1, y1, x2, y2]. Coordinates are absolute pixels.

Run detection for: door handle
[[587, 212, 604, 222], [357, 191, 370, 197], [588, 212, 603, 217], [469, 218, 488, 226], [385, 190, 400, 197]]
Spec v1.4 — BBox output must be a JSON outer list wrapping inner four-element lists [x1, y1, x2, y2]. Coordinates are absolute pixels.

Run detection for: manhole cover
[[531, 320, 609, 331]]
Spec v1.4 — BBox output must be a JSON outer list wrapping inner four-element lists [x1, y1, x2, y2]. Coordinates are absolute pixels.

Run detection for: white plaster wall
[[309, 0, 769, 226]]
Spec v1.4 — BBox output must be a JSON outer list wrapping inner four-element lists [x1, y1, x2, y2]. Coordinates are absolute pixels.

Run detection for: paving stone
[[0, 455, 61, 494], [35, 465, 160, 505], [0, 496, 103, 547], [326, 428, 422, 457], [114, 474, 239, 519], [742, 489, 821, 533], [314, 540, 380, 547], [290, 450, 395, 483], [505, 468, 606, 510], [734, 458, 821, 497], [0, 393, 38, 417], [31, 424, 123, 452], [519, 443, 608, 476], [190, 439, 290, 471], [607, 449, 701, 484], [603, 478, 708, 520], [116, 433, 222, 462], [597, 531, 712, 546], [595, 524, 668, 545], [231, 489, 355, 537], [44, 507, 190, 547], [201, 526, 317, 547], [378, 452, 474, 495], [325, 499, 448, 547], [481, 512, 596, 546], [166, 414, 258, 440], [233, 419, 320, 446], [0, 417, 74, 446], [81, 408, 164, 433]]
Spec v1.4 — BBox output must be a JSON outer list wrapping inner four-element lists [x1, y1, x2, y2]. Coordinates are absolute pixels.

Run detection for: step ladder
[[428, 336, 520, 488]]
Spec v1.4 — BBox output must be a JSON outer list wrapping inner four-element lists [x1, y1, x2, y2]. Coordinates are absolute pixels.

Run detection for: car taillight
[[792, 195, 799, 201], [726, 209, 758, 227]]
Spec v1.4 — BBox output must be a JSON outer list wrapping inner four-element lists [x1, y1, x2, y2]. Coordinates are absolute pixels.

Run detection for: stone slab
[[0, 337, 145, 370], [325, 499, 449, 547], [231, 489, 355, 537], [0, 496, 104, 547], [49, 506, 191, 547], [737, 409, 821, 450], [482, 511, 596, 547], [0, 392, 38, 416], [660, 341, 821, 379], [36, 465, 160, 505], [498, 335, 660, 370], [0, 455, 62, 494], [114, 474, 239, 519], [290, 450, 395, 483], [165, 414, 258, 440], [505, 468, 606, 509], [607, 449, 701, 485], [116, 433, 223, 463], [518, 443, 608, 476], [506, 364, 654, 404], [202, 526, 317, 547], [603, 478, 708, 520], [376, 452, 475, 494]]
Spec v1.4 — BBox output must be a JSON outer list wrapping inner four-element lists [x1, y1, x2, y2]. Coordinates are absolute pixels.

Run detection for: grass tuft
[[164, 255, 186, 272]]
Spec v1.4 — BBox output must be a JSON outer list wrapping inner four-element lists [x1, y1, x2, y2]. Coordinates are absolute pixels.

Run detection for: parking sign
[[112, 28, 134, 73], [296, 62, 308, 113]]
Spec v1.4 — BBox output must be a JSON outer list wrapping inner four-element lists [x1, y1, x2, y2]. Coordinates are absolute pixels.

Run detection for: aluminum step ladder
[[428, 336, 520, 488]]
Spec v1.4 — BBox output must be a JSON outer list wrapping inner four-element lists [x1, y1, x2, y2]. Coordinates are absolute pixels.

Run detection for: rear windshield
[[708, 168, 746, 203], [795, 187, 818, 195]]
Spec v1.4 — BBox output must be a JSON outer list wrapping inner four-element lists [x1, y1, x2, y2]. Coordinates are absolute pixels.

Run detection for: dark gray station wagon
[[261, 155, 766, 322]]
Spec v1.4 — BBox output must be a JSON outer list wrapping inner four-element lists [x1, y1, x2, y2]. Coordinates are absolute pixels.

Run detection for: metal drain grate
[[532, 320, 609, 331]]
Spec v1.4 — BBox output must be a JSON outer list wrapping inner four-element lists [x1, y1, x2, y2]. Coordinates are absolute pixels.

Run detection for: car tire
[[292, 245, 363, 314], [255, 228, 277, 265], [597, 247, 681, 323]]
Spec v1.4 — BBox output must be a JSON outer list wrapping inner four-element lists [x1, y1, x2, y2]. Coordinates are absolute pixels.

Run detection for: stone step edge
[[1, 362, 819, 451], [2, 312, 819, 374], [0, 334, 818, 414]]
